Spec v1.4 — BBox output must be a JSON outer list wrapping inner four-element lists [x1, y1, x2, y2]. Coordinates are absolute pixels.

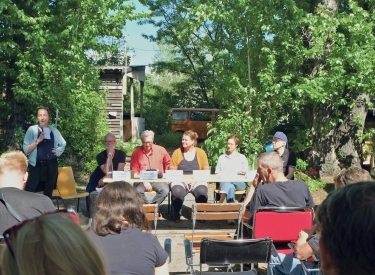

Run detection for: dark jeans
[[25, 158, 58, 198], [86, 166, 105, 212]]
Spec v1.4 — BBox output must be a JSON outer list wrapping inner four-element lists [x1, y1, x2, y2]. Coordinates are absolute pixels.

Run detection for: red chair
[[252, 207, 314, 254]]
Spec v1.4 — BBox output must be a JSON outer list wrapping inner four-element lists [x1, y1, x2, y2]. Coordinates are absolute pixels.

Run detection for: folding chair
[[52, 167, 89, 212], [184, 203, 243, 253], [185, 237, 273, 275], [300, 260, 321, 275], [164, 238, 172, 264], [252, 207, 314, 254], [213, 183, 247, 203], [143, 204, 161, 234]]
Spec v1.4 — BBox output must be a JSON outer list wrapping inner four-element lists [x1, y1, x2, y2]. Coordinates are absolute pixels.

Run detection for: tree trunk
[[311, 93, 369, 177]]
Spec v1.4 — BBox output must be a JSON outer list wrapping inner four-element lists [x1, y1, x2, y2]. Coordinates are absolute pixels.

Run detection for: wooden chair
[[52, 167, 89, 212], [143, 204, 161, 234], [252, 207, 314, 254], [145, 190, 171, 214], [185, 237, 273, 275], [213, 182, 247, 203], [184, 203, 244, 253]]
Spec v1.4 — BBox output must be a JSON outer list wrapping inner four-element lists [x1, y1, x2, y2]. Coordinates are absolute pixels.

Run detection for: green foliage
[[295, 158, 326, 191], [0, 0, 145, 167], [204, 90, 268, 167], [295, 171, 326, 191], [142, 77, 174, 134], [140, 0, 375, 176], [124, 139, 142, 156], [296, 158, 309, 172], [154, 132, 182, 149]]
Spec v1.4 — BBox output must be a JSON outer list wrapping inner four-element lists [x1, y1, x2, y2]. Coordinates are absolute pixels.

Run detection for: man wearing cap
[[272, 131, 296, 179]]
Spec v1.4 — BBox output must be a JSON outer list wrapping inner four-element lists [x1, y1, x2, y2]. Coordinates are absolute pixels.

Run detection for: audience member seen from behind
[[86, 133, 126, 192], [0, 151, 55, 235], [333, 166, 372, 189], [23, 107, 66, 198], [170, 130, 210, 222], [2, 212, 106, 275], [242, 152, 314, 237], [215, 135, 248, 224], [130, 130, 170, 205], [88, 181, 169, 275], [317, 181, 375, 275], [272, 167, 371, 275], [272, 131, 296, 179]]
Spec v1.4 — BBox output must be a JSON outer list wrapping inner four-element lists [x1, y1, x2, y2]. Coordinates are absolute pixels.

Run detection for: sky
[[124, 1, 158, 66]]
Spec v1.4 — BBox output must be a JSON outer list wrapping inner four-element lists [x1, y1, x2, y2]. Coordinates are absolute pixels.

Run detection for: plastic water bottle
[[107, 153, 113, 178]]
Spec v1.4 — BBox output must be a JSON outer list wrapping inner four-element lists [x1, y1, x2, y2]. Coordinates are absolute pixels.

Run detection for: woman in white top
[[215, 135, 248, 203]]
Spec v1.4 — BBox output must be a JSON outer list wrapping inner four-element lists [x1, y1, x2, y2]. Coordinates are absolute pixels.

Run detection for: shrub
[[295, 158, 326, 191], [154, 132, 182, 149]]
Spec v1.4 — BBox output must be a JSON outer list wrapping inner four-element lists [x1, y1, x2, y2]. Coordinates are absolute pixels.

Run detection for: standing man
[[86, 133, 126, 193], [0, 151, 56, 234], [23, 107, 66, 198], [272, 131, 296, 179], [131, 130, 170, 205]]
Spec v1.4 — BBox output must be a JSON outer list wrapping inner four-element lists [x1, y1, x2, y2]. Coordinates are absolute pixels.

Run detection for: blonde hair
[[2, 213, 106, 275], [0, 151, 28, 175], [183, 130, 198, 146]]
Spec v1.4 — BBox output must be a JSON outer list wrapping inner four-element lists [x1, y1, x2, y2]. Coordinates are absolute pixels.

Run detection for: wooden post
[[140, 81, 144, 118], [130, 78, 136, 141]]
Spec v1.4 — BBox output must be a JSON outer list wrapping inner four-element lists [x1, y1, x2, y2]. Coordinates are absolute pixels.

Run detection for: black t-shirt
[[96, 149, 126, 170], [280, 149, 296, 178], [247, 180, 315, 216]]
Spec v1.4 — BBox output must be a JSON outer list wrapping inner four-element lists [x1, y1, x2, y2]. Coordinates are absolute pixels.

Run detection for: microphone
[[40, 123, 44, 133]]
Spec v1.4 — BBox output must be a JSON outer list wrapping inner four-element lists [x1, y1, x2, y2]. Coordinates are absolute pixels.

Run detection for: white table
[[103, 173, 253, 183]]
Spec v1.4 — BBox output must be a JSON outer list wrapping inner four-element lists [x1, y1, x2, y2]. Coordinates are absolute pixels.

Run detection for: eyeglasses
[[142, 141, 153, 144], [3, 210, 78, 258], [105, 140, 116, 143]]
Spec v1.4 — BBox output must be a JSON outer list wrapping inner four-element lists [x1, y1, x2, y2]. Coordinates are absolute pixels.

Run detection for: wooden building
[[99, 65, 146, 141]]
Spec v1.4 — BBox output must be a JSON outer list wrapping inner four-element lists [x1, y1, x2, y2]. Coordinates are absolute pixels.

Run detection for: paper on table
[[165, 170, 183, 181], [217, 170, 238, 180], [113, 171, 131, 181], [193, 170, 211, 181], [246, 170, 257, 181], [43, 127, 51, 139]]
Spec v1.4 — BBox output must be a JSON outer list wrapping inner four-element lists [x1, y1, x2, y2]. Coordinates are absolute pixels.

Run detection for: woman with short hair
[[23, 107, 66, 198], [215, 135, 248, 203]]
